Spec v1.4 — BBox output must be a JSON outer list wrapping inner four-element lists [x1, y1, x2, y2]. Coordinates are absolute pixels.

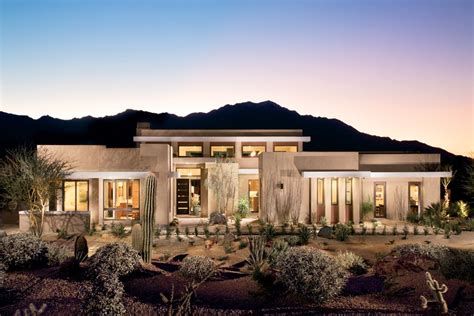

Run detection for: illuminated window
[[409, 183, 421, 213], [242, 145, 265, 157], [345, 178, 352, 205], [103, 179, 140, 220], [274, 144, 298, 152], [178, 144, 203, 157], [331, 178, 338, 205], [63, 180, 88, 211], [317, 178, 324, 204], [210, 144, 235, 157], [177, 168, 201, 178]]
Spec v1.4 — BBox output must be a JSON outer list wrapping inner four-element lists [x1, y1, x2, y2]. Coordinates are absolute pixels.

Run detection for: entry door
[[248, 180, 259, 212], [176, 179, 190, 215], [374, 182, 386, 218]]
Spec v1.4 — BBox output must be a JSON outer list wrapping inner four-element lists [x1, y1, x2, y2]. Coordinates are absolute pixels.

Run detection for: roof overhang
[[134, 136, 311, 142], [67, 171, 149, 179], [302, 171, 452, 178]]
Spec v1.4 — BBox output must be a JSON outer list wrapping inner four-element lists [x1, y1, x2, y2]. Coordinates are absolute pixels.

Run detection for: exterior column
[[324, 177, 332, 224], [338, 178, 346, 223], [353, 177, 361, 224]]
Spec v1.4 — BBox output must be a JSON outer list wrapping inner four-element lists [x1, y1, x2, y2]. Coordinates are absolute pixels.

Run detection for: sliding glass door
[[104, 179, 140, 220]]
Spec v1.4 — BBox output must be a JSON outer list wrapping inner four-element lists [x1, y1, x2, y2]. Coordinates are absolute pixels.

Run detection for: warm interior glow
[[178, 145, 203, 157], [211, 145, 235, 157], [274, 145, 298, 153], [242, 145, 265, 157]]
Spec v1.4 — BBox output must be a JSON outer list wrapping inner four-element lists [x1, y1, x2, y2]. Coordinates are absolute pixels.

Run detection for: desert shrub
[[88, 243, 140, 278], [285, 235, 299, 247], [319, 216, 328, 227], [423, 202, 447, 228], [466, 218, 474, 231], [262, 224, 276, 241], [406, 212, 420, 224], [267, 239, 288, 266], [439, 248, 474, 281], [180, 256, 216, 282], [335, 251, 368, 275], [83, 272, 126, 316], [444, 223, 452, 239], [298, 225, 311, 245], [392, 243, 449, 260], [45, 243, 69, 266], [239, 239, 248, 249], [246, 236, 267, 277], [234, 217, 242, 237], [111, 223, 127, 238], [274, 247, 348, 303], [361, 197, 373, 220], [334, 224, 351, 241], [236, 198, 250, 219], [0, 262, 5, 288], [0, 233, 47, 270]]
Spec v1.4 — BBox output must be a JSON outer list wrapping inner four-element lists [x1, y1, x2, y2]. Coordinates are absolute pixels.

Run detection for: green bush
[[334, 224, 351, 241], [274, 247, 348, 303], [361, 196, 373, 220], [423, 202, 447, 228], [45, 243, 69, 266], [392, 243, 449, 260], [298, 225, 311, 245], [439, 248, 474, 281], [111, 223, 127, 238], [335, 251, 368, 275], [267, 239, 288, 266], [83, 272, 126, 316], [88, 243, 140, 278], [0, 233, 47, 270], [236, 198, 250, 219], [262, 224, 276, 241], [180, 256, 216, 281]]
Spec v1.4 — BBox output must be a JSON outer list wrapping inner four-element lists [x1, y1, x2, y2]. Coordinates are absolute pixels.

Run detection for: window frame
[[178, 142, 204, 157], [103, 179, 141, 220], [62, 180, 89, 212], [241, 142, 266, 158], [345, 178, 353, 205], [408, 182, 422, 213], [210, 142, 235, 158], [331, 178, 338, 205]]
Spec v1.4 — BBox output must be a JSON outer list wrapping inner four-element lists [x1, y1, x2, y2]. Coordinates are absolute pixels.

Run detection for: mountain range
[[0, 100, 470, 200]]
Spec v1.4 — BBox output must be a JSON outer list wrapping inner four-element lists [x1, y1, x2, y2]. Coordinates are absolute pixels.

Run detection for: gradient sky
[[0, 0, 472, 156]]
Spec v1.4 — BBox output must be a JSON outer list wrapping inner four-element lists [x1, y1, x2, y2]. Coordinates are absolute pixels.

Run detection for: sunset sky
[[0, 0, 472, 156]]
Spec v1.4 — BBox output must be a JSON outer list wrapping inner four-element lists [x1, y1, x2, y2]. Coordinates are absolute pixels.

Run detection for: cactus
[[74, 233, 88, 263], [420, 272, 448, 314], [142, 174, 157, 263], [131, 223, 143, 255]]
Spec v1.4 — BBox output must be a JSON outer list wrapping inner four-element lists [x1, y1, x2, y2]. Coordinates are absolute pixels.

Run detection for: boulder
[[317, 226, 333, 239], [209, 212, 227, 225]]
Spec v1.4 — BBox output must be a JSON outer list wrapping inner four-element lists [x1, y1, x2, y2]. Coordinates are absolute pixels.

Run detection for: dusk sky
[[0, 0, 472, 156]]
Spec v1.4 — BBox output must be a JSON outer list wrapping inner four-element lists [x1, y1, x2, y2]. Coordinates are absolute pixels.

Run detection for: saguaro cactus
[[420, 272, 448, 314], [74, 233, 88, 264], [142, 174, 157, 263], [131, 223, 143, 255]]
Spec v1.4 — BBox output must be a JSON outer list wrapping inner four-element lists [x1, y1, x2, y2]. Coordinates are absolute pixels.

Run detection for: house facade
[[20, 124, 450, 233]]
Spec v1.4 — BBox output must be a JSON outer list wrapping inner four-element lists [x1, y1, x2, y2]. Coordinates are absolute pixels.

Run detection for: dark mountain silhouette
[[0, 100, 471, 201]]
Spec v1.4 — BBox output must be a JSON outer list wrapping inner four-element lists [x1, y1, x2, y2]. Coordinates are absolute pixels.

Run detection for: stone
[[317, 226, 333, 239], [209, 212, 227, 225], [171, 253, 188, 262]]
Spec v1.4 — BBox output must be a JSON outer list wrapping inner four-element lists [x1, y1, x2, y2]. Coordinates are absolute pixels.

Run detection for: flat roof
[[134, 136, 311, 142]]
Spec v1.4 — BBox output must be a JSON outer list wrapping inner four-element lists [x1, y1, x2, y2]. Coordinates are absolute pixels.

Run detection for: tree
[[460, 153, 474, 207], [207, 157, 238, 215], [0, 147, 71, 237]]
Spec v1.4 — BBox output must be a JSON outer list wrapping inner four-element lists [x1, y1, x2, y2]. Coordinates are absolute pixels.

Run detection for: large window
[[345, 178, 352, 205], [63, 180, 88, 211], [331, 178, 338, 205], [104, 179, 140, 220], [409, 183, 421, 214], [317, 178, 324, 204], [178, 144, 203, 157], [242, 144, 265, 157], [274, 143, 298, 153], [210, 144, 235, 157]]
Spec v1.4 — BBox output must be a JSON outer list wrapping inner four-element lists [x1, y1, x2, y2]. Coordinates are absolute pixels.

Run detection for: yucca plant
[[246, 236, 267, 278], [298, 225, 311, 245]]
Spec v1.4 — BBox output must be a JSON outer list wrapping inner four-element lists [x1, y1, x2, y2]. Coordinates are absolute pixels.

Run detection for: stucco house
[[20, 123, 451, 233]]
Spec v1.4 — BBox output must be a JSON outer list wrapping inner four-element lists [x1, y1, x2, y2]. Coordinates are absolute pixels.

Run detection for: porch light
[[250, 151, 257, 157]]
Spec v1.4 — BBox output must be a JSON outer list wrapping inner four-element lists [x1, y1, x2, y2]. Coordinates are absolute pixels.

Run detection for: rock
[[0, 230, 7, 238], [209, 212, 227, 225], [205, 239, 214, 249], [171, 253, 188, 262], [317, 226, 333, 239]]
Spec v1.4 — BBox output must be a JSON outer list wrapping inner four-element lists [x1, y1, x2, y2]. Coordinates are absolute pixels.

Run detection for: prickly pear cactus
[[74, 233, 88, 263], [131, 223, 143, 254], [420, 271, 448, 314], [142, 174, 157, 263]]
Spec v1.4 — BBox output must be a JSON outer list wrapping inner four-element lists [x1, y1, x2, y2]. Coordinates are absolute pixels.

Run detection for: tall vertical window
[[409, 183, 421, 214], [104, 179, 140, 220], [317, 178, 324, 204], [331, 178, 338, 205], [345, 178, 353, 205], [63, 180, 88, 211]]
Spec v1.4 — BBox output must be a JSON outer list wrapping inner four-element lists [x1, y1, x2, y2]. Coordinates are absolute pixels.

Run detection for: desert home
[[20, 123, 451, 233]]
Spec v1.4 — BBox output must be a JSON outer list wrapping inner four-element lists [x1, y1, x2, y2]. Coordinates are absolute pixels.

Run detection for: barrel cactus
[[75, 233, 88, 263], [142, 174, 157, 263], [131, 223, 143, 255]]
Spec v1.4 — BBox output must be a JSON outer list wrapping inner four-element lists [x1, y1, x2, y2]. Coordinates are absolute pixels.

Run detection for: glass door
[[374, 182, 386, 218], [409, 183, 421, 214], [248, 179, 260, 212]]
